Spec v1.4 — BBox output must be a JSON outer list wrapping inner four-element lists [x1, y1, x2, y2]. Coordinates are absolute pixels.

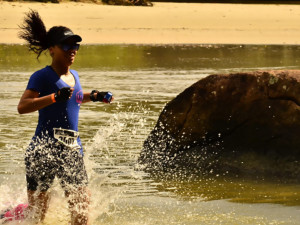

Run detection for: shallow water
[[0, 44, 300, 224]]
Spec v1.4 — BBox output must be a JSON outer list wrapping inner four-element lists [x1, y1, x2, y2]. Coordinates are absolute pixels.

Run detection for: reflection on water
[[0, 44, 300, 224], [159, 178, 300, 206], [1, 44, 300, 72]]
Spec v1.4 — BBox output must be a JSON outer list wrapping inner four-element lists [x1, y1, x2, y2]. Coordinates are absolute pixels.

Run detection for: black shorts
[[25, 140, 88, 192]]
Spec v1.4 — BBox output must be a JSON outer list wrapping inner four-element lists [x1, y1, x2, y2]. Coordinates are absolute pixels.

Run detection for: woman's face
[[49, 37, 80, 67]]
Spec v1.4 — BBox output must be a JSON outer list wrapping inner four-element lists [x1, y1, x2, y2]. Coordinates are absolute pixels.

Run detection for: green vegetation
[[4, 0, 300, 4], [4, 0, 152, 6], [151, 0, 300, 4]]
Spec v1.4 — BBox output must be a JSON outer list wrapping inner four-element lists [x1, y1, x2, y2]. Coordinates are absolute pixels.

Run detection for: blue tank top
[[26, 66, 84, 154]]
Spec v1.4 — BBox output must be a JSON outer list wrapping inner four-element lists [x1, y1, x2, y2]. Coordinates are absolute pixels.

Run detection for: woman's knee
[[66, 186, 90, 210]]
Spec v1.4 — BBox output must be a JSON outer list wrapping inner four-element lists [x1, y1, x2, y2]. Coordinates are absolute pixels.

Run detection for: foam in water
[[0, 123, 123, 224]]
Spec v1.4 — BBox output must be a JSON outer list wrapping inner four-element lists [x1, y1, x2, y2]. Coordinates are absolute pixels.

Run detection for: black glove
[[54, 87, 72, 102], [90, 90, 113, 103]]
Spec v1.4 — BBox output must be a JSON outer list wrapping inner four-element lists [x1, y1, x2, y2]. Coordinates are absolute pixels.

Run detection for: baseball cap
[[47, 26, 82, 47]]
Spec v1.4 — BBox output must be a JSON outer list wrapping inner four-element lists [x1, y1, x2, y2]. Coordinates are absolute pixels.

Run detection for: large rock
[[139, 70, 300, 180]]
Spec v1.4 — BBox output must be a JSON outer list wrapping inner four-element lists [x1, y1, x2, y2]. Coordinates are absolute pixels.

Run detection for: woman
[[17, 10, 113, 225]]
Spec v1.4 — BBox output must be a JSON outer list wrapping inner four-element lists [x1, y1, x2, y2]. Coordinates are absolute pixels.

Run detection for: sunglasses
[[59, 44, 80, 52]]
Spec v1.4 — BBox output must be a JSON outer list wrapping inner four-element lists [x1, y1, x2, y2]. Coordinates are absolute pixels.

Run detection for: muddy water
[[0, 44, 299, 224]]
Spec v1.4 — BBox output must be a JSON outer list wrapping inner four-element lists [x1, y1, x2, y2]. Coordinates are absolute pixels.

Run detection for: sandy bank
[[0, 1, 300, 45]]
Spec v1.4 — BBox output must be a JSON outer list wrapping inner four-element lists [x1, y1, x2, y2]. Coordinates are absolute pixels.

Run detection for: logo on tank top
[[76, 90, 83, 104]]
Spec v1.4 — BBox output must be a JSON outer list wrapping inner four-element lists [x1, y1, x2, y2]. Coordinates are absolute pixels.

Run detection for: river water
[[0, 44, 300, 224]]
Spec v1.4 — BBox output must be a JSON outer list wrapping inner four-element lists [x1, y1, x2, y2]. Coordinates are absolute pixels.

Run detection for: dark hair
[[18, 10, 48, 59], [19, 10, 81, 59]]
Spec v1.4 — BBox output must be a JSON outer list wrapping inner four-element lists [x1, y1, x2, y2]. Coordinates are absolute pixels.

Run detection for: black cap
[[47, 26, 82, 47]]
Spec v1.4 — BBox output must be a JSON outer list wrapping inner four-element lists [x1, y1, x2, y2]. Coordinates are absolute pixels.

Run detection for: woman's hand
[[54, 87, 74, 102], [90, 91, 113, 103]]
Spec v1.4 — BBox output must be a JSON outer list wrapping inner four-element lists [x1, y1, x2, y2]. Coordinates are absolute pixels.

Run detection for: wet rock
[[139, 70, 300, 180]]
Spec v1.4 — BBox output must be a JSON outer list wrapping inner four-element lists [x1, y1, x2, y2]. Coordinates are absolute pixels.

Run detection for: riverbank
[[1, 1, 300, 45]]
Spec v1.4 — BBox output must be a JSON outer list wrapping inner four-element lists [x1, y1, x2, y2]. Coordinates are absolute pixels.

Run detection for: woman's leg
[[65, 186, 90, 225], [25, 141, 56, 223], [27, 189, 51, 222]]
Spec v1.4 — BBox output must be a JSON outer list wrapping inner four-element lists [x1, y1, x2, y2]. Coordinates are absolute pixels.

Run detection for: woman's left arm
[[82, 92, 92, 103], [82, 91, 114, 104]]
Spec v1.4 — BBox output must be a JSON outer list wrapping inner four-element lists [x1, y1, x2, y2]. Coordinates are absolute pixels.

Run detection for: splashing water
[[1, 44, 300, 224]]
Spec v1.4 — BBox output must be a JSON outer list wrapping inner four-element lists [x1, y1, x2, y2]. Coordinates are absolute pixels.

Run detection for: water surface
[[0, 44, 299, 224]]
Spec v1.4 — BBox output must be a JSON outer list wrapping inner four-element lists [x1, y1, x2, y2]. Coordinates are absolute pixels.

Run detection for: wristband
[[51, 93, 56, 103]]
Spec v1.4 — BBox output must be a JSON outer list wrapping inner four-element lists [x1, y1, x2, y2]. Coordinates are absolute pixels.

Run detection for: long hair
[[18, 10, 48, 59]]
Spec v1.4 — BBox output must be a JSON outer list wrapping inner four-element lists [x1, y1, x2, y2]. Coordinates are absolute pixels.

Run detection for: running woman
[[17, 10, 113, 225]]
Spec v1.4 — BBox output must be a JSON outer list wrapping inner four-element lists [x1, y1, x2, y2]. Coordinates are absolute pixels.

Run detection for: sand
[[0, 1, 300, 45]]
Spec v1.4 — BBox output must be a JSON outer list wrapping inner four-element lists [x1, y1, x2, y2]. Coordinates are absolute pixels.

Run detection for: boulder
[[139, 70, 300, 180]]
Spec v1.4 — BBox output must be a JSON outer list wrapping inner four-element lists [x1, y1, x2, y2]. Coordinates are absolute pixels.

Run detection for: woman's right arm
[[17, 89, 54, 114]]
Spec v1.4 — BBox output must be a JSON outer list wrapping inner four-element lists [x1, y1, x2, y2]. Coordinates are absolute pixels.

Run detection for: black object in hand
[[90, 90, 113, 103], [54, 87, 72, 102]]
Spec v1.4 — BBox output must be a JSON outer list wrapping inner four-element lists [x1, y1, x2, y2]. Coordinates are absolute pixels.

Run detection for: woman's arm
[[17, 89, 54, 114], [82, 92, 92, 104], [81, 91, 114, 104], [18, 88, 75, 114]]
